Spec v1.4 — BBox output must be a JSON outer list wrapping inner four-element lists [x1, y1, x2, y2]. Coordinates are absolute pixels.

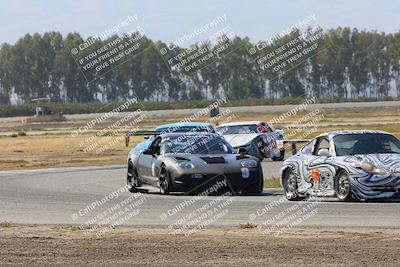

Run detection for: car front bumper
[[351, 174, 400, 199], [171, 169, 263, 193]]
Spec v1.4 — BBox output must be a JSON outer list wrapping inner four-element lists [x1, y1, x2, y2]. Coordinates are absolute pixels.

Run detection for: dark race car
[[281, 130, 400, 201], [126, 132, 264, 195], [125, 122, 215, 151]]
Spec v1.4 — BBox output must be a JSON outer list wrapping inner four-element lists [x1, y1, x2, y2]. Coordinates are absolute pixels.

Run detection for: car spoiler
[[282, 140, 309, 155], [125, 130, 162, 147]]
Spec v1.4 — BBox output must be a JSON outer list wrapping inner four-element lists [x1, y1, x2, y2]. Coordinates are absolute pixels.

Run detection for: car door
[[296, 139, 317, 191], [257, 122, 276, 157], [138, 136, 161, 185], [309, 136, 336, 195]]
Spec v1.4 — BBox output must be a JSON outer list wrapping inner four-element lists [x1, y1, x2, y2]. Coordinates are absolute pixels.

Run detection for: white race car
[[281, 130, 400, 201], [216, 121, 285, 161]]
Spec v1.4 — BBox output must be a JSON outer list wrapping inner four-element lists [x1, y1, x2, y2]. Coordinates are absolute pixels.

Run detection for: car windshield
[[334, 133, 400, 156], [157, 125, 214, 133], [216, 125, 260, 135], [160, 135, 234, 154], [148, 125, 214, 141]]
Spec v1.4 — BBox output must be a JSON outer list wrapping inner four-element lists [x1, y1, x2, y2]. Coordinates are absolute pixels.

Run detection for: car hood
[[223, 133, 261, 147], [167, 153, 256, 165], [335, 153, 400, 173]]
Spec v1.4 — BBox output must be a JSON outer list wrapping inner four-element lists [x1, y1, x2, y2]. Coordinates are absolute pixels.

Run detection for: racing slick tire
[[159, 165, 173, 195], [282, 169, 307, 201], [127, 161, 141, 193], [243, 165, 264, 195], [254, 165, 265, 195], [253, 170, 264, 195], [335, 170, 354, 201]]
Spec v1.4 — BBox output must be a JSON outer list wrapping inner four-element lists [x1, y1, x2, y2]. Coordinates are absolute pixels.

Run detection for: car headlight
[[241, 159, 258, 168], [177, 162, 194, 169], [360, 162, 388, 176]]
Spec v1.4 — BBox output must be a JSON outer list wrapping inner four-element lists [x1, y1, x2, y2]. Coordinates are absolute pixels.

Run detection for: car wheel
[[159, 166, 171, 195], [335, 170, 353, 201], [282, 169, 306, 201], [127, 161, 141, 193]]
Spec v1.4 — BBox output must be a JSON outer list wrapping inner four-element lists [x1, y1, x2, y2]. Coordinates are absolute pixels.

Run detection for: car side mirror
[[143, 148, 154, 155], [238, 147, 247, 155], [317, 148, 331, 157]]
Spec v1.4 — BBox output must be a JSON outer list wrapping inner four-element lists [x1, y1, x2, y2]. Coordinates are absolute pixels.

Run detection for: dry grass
[[0, 105, 399, 170], [265, 178, 282, 188], [0, 221, 12, 228], [239, 222, 258, 229], [0, 134, 145, 170]]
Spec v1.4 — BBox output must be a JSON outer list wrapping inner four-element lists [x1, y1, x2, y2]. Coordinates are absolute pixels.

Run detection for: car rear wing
[[125, 130, 162, 147], [278, 140, 309, 155]]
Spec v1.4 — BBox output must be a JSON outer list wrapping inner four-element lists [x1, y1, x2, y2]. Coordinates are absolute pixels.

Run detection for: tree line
[[0, 27, 399, 104]]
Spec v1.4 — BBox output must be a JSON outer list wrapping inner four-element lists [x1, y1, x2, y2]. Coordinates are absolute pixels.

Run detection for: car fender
[[280, 163, 295, 183], [155, 156, 177, 177]]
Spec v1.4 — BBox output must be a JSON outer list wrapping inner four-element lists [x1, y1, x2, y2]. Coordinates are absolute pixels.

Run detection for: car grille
[[176, 171, 262, 193], [200, 157, 227, 164]]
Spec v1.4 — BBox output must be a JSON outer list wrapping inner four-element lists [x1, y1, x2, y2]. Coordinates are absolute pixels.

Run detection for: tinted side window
[[261, 123, 273, 133], [314, 138, 330, 155], [301, 140, 316, 154], [150, 137, 161, 155]]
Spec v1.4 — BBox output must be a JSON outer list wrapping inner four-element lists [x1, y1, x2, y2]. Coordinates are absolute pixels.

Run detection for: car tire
[[127, 161, 141, 193], [159, 165, 172, 195], [282, 169, 306, 201], [254, 167, 264, 195], [335, 170, 353, 201]]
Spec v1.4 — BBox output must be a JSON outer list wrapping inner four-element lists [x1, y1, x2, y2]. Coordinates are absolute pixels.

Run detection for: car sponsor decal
[[311, 168, 321, 183]]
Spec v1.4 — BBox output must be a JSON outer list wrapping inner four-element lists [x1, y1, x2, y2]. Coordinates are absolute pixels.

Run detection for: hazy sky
[[0, 0, 399, 45]]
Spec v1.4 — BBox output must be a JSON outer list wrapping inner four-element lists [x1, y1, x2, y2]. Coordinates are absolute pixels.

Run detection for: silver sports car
[[127, 132, 264, 195], [281, 130, 400, 201], [215, 121, 285, 161]]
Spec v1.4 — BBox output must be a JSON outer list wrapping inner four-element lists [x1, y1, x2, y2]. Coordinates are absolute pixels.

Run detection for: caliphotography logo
[[1, 1, 400, 266]]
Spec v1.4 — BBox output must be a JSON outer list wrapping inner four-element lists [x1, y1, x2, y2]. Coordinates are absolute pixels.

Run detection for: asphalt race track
[[1, 161, 399, 228], [2, 100, 399, 123]]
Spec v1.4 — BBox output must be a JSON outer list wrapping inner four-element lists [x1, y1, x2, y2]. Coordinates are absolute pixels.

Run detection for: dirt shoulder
[[1, 225, 399, 266]]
